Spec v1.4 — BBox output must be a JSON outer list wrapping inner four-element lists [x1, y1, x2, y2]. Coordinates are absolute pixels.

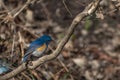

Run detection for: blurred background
[[0, 0, 120, 80]]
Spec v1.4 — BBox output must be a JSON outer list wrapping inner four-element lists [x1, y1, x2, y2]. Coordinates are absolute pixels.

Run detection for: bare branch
[[13, 0, 32, 18]]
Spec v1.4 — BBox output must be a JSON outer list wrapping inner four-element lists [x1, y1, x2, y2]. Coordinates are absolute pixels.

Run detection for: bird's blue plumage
[[22, 35, 52, 62], [30, 35, 52, 47]]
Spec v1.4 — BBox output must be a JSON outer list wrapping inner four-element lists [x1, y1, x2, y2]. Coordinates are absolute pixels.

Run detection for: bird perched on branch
[[22, 35, 52, 62]]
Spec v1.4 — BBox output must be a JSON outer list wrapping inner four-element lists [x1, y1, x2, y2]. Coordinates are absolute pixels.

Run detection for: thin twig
[[21, 72, 31, 80], [62, 0, 72, 17], [18, 32, 25, 60], [11, 25, 16, 58], [13, 0, 32, 18], [57, 58, 74, 80]]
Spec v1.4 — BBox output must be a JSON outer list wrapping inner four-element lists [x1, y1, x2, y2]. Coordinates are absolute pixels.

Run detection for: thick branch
[[0, 0, 101, 79]]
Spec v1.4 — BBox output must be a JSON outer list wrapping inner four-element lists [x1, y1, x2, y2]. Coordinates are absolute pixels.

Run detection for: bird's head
[[40, 35, 52, 44]]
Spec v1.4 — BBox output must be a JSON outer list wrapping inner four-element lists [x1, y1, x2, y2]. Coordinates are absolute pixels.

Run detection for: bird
[[22, 35, 52, 62]]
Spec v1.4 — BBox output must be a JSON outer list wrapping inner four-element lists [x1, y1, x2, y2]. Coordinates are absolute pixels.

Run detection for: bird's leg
[[28, 61, 33, 66], [27, 56, 33, 66]]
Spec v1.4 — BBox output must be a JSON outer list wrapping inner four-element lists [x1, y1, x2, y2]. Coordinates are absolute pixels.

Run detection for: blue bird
[[22, 35, 52, 62]]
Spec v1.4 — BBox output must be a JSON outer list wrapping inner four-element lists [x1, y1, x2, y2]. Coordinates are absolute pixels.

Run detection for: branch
[[0, 0, 102, 79], [13, 0, 32, 18]]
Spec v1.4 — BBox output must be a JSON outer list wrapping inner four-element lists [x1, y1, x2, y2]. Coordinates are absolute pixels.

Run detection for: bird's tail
[[22, 56, 28, 63], [21, 51, 31, 63]]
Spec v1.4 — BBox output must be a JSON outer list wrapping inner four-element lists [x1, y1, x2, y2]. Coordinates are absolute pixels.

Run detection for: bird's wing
[[22, 39, 45, 62], [22, 45, 40, 62]]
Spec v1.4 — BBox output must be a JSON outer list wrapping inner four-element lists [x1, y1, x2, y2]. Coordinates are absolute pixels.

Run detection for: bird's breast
[[37, 43, 47, 51], [32, 44, 47, 57]]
